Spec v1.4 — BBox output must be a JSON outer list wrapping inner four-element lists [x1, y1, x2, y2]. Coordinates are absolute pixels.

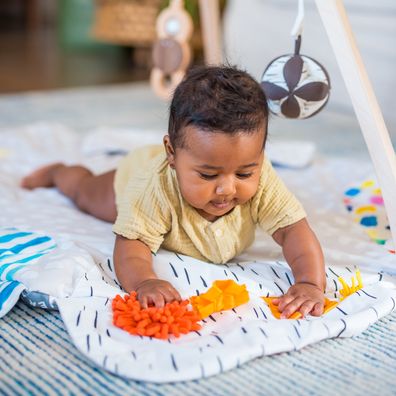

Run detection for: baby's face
[[166, 126, 265, 221]]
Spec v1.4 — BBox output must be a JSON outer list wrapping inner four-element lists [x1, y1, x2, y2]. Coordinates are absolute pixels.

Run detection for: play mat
[[0, 123, 395, 383]]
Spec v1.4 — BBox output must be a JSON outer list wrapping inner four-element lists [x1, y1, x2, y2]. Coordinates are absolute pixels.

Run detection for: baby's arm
[[113, 235, 181, 308], [272, 218, 326, 318]]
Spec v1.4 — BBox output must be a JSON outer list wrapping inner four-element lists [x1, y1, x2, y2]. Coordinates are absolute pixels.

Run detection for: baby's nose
[[216, 177, 236, 196]]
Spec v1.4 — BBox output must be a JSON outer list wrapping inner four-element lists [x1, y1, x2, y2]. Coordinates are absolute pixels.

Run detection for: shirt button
[[215, 229, 223, 237]]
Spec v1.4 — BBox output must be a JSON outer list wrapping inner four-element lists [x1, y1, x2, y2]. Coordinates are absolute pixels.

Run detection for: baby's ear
[[163, 135, 176, 168]]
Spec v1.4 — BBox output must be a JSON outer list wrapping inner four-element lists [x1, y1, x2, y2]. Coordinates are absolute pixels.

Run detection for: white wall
[[223, 0, 396, 130]]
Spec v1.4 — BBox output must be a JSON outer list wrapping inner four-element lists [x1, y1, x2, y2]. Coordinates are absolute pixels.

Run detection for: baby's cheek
[[238, 180, 260, 202]]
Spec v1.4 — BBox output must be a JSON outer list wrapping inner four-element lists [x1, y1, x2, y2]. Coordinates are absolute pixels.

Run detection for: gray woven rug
[[1, 301, 396, 396]]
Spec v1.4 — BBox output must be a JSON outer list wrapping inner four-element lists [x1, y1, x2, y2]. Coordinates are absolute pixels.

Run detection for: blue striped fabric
[[0, 228, 56, 317], [1, 301, 396, 396]]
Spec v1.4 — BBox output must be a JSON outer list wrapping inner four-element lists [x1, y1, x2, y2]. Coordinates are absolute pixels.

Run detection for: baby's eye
[[236, 172, 253, 179], [199, 173, 217, 180]]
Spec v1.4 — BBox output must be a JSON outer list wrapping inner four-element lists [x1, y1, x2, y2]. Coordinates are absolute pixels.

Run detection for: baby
[[22, 65, 325, 318]]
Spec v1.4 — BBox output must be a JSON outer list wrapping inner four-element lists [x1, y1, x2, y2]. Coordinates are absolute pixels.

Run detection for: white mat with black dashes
[[1, 123, 395, 382]]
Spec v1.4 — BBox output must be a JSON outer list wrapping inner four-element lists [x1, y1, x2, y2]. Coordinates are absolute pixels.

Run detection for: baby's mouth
[[211, 200, 234, 209]]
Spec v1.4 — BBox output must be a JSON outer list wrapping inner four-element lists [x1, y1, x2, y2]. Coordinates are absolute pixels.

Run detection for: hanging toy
[[261, 0, 330, 119], [150, 0, 193, 100]]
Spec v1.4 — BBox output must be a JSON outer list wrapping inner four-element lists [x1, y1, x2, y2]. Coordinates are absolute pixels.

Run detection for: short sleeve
[[112, 173, 171, 253], [251, 158, 306, 235]]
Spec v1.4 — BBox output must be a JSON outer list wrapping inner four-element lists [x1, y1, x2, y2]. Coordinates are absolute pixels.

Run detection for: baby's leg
[[21, 164, 117, 222]]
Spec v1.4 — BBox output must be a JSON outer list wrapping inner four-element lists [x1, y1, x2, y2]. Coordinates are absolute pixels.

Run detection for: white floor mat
[[0, 123, 395, 382]]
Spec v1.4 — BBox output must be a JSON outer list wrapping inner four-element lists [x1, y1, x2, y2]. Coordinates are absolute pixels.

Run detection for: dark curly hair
[[168, 65, 269, 149]]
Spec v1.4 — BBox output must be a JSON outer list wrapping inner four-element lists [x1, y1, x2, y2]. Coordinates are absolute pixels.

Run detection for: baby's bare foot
[[21, 163, 65, 190]]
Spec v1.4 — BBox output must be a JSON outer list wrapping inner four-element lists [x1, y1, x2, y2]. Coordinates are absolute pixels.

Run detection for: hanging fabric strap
[[290, 0, 304, 38]]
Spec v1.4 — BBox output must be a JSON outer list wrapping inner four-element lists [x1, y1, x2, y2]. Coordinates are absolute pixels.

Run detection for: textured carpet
[[2, 301, 396, 396], [1, 82, 396, 395]]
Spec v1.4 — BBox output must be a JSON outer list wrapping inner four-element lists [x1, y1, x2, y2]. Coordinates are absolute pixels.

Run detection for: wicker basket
[[93, 0, 163, 46]]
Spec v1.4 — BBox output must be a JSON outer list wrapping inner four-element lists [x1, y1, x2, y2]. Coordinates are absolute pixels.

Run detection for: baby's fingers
[[311, 302, 324, 317], [299, 300, 318, 318], [280, 297, 306, 318]]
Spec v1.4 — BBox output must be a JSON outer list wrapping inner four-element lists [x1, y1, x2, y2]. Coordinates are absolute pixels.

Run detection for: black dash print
[[184, 268, 190, 285], [171, 354, 178, 371], [213, 335, 224, 344], [200, 276, 207, 287], [83, 305, 86, 311], [85, 273, 88, 281], [345, 267, 352, 273], [231, 271, 239, 281], [103, 356, 108, 367], [98, 262, 104, 271], [224, 270, 228, 276], [288, 336, 297, 351], [131, 351, 137, 360], [270, 266, 281, 279], [250, 268, 259, 276], [236, 263, 245, 271], [259, 283, 263, 290], [152, 251, 157, 256], [104, 298, 109, 306], [293, 324, 301, 338], [391, 297, 396, 312], [328, 267, 340, 278], [200, 363, 205, 378], [266, 292, 270, 297], [356, 291, 361, 296], [217, 356, 223, 373], [296, 319, 301, 327], [253, 308, 259, 318], [259, 307, 267, 319], [86, 335, 90, 352], [201, 318, 207, 324], [175, 252, 184, 261], [224, 263, 230, 268], [361, 289, 377, 299], [98, 334, 102, 346], [169, 262, 178, 278], [107, 259, 113, 272], [196, 289, 200, 296], [241, 327, 247, 334], [232, 308, 237, 314], [325, 272, 329, 278], [336, 306, 347, 315], [274, 282, 284, 294], [259, 327, 268, 338], [94, 311, 98, 328], [238, 316, 243, 321], [194, 331, 202, 336], [90, 286, 93, 297], [208, 315, 216, 322], [76, 311, 81, 326], [323, 322, 331, 337], [370, 306, 379, 318], [114, 279, 122, 289], [379, 273, 383, 281], [106, 329, 111, 337], [337, 319, 347, 337], [285, 272, 293, 286], [333, 279, 338, 292]]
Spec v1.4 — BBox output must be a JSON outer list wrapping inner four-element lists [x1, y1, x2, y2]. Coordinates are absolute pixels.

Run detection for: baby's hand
[[272, 282, 324, 319], [135, 279, 181, 309]]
